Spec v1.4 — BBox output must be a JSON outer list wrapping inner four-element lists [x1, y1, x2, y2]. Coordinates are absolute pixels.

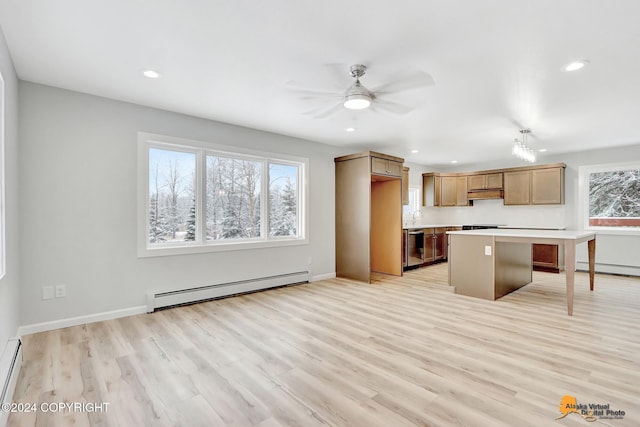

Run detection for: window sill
[[138, 237, 308, 258], [585, 227, 640, 236]]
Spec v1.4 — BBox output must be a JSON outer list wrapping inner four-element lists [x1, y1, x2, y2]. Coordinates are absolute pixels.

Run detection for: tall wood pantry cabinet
[[335, 151, 404, 283]]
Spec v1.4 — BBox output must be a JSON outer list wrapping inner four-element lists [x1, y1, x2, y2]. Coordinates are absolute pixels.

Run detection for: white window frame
[[579, 161, 640, 235], [402, 186, 420, 218], [138, 132, 308, 257], [0, 72, 5, 279]]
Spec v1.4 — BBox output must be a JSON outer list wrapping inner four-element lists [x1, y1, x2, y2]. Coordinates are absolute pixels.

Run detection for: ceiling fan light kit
[[343, 64, 372, 110]]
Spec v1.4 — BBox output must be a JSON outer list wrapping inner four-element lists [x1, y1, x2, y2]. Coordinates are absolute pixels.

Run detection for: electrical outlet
[[484, 245, 492, 256], [55, 284, 66, 298], [42, 286, 54, 300]]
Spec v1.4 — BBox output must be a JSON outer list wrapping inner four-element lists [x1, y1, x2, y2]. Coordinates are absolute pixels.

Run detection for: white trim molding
[[17, 306, 148, 336]]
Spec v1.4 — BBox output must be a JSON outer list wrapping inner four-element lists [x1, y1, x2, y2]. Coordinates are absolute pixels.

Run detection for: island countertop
[[447, 228, 595, 242]]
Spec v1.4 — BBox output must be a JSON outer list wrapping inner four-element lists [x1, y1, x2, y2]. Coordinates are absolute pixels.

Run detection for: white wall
[[0, 27, 20, 351], [417, 145, 640, 275], [18, 82, 340, 327]]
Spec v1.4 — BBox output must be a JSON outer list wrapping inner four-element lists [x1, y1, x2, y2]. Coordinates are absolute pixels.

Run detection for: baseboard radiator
[[1, 338, 22, 426], [147, 270, 309, 312]]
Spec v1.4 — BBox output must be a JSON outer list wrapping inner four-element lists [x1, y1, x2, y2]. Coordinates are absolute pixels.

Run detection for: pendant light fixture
[[512, 129, 536, 163]]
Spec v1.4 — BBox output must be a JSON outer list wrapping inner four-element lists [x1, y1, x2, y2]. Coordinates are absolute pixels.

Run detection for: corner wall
[[0, 27, 20, 353], [18, 82, 338, 328]]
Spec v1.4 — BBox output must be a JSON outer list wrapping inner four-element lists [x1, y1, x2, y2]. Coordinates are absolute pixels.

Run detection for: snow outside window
[[138, 133, 307, 257], [580, 163, 640, 231]]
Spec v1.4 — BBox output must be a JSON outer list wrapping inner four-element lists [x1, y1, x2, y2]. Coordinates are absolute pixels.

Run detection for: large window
[[138, 133, 307, 256], [580, 162, 640, 231]]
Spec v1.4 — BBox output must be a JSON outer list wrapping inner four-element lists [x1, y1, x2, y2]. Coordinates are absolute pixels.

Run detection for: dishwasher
[[407, 230, 424, 267]]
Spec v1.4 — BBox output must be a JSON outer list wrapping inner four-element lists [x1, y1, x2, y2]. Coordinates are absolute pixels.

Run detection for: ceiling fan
[[287, 64, 434, 119]]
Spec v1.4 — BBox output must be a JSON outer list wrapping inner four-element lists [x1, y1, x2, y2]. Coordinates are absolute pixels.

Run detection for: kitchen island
[[447, 228, 596, 315]]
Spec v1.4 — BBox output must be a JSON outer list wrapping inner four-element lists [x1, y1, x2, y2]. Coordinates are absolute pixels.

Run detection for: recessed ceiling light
[[562, 60, 589, 72], [142, 69, 160, 79], [539, 148, 548, 152], [411, 149, 419, 154], [451, 160, 458, 164], [344, 127, 356, 132]]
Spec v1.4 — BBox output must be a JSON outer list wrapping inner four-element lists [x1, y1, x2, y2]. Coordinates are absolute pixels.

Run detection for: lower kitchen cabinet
[[532, 243, 561, 273], [403, 227, 449, 270], [434, 228, 447, 260]]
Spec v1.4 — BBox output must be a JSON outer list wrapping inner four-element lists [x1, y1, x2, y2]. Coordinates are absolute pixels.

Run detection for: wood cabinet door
[[532, 244, 559, 271], [423, 231, 435, 263], [440, 176, 457, 206], [532, 168, 564, 204], [386, 160, 403, 177], [434, 230, 447, 260], [486, 173, 503, 189], [371, 157, 402, 177], [455, 176, 468, 206], [402, 167, 409, 205], [504, 170, 531, 205], [371, 157, 386, 175], [467, 175, 486, 191]]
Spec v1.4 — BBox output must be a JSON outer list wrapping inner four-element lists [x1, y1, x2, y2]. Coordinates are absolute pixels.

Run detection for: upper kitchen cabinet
[[504, 164, 565, 205], [402, 166, 410, 205], [335, 151, 404, 283], [503, 170, 531, 205], [467, 172, 503, 191], [467, 172, 504, 200], [423, 173, 470, 207], [371, 154, 403, 177], [532, 167, 564, 204]]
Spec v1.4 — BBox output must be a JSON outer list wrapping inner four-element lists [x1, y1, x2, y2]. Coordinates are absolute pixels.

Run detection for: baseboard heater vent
[[1, 338, 23, 426], [147, 271, 309, 312]]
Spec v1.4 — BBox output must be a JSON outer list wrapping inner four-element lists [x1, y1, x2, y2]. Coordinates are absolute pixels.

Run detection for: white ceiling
[[1, 0, 640, 167]]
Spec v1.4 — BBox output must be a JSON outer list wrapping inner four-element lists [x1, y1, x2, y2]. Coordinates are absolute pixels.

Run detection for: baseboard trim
[[311, 272, 336, 282], [17, 306, 148, 336], [17, 273, 337, 336], [576, 262, 640, 277]]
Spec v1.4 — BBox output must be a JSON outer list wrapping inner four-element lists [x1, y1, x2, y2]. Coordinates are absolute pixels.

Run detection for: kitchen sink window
[[580, 162, 640, 231], [403, 186, 420, 218], [137, 133, 307, 257]]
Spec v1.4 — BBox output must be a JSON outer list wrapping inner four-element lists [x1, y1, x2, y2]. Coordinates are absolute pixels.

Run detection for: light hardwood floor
[[8, 264, 640, 427]]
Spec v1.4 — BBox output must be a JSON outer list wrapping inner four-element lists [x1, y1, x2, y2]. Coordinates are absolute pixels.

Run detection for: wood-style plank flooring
[[8, 264, 640, 427]]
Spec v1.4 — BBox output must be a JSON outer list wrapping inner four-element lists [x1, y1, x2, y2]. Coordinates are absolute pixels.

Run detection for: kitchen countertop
[[447, 228, 594, 240], [403, 224, 462, 230], [498, 225, 566, 230]]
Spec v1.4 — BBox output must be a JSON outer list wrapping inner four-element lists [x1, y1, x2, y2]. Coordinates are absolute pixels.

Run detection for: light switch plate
[[484, 245, 492, 256]]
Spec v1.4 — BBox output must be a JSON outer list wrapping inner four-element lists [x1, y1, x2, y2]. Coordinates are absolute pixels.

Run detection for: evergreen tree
[[149, 194, 168, 243], [185, 199, 197, 241]]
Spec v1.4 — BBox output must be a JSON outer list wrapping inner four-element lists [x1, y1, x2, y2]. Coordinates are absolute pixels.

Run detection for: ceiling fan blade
[[371, 98, 414, 115], [302, 101, 345, 119], [284, 80, 342, 99], [371, 70, 435, 94]]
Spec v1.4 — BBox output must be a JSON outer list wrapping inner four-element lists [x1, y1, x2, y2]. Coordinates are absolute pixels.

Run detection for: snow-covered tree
[[184, 199, 196, 241], [149, 194, 168, 243], [589, 169, 640, 217]]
